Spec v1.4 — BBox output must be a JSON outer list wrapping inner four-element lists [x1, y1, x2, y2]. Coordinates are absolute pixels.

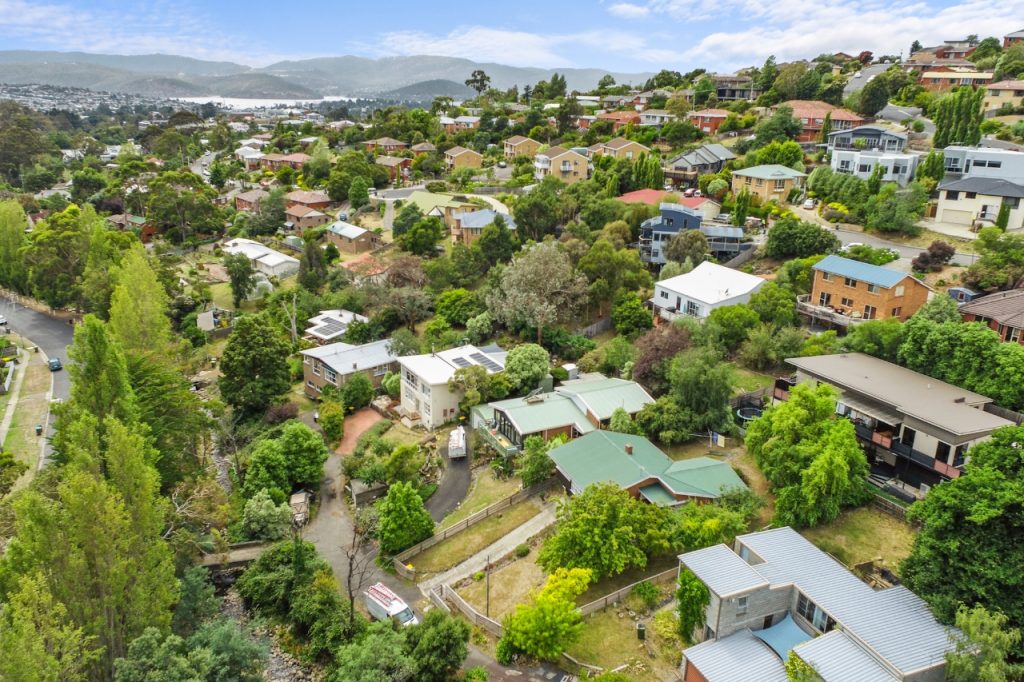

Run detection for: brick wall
[[810, 270, 929, 321]]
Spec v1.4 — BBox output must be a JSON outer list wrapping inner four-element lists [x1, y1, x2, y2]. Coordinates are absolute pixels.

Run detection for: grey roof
[[786, 353, 1013, 436], [794, 631, 897, 682], [738, 528, 958, 675], [684, 629, 787, 682], [827, 124, 907, 141], [960, 289, 1024, 327], [732, 164, 806, 180], [700, 225, 743, 239], [1007, 29, 1024, 38], [458, 209, 516, 231], [300, 339, 397, 375], [938, 176, 1024, 198], [680, 544, 769, 597], [327, 221, 369, 239], [813, 255, 909, 288], [668, 143, 736, 169]]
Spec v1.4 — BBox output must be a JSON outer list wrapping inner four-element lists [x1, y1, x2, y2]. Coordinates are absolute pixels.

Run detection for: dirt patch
[[457, 552, 547, 620], [335, 408, 386, 455]]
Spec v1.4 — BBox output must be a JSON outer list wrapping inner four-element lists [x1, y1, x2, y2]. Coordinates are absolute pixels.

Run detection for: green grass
[[566, 597, 681, 681], [383, 421, 427, 447], [801, 506, 917, 574], [441, 470, 523, 528], [728, 364, 774, 394], [411, 499, 543, 576], [575, 555, 679, 607]]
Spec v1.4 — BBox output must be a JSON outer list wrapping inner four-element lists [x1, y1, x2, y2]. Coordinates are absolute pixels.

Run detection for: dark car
[[48, 358, 62, 371]]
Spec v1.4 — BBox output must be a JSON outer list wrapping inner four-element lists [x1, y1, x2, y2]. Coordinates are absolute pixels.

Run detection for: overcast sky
[[2, 0, 1023, 73]]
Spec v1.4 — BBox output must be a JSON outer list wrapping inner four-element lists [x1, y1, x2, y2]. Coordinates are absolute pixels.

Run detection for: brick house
[[444, 146, 483, 170], [776, 100, 864, 143], [730, 164, 806, 203], [534, 147, 589, 185], [301, 339, 398, 399], [285, 190, 332, 210], [688, 108, 730, 134], [260, 153, 310, 171], [503, 135, 541, 160], [325, 221, 382, 254], [797, 255, 931, 327], [285, 204, 331, 230], [590, 137, 651, 160], [234, 188, 268, 212], [411, 142, 436, 155], [375, 155, 411, 181], [363, 137, 408, 153], [596, 111, 641, 132], [960, 289, 1024, 343]]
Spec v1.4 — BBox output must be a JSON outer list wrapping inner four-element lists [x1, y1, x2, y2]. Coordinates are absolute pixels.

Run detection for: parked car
[[0, 315, 7, 326], [497, 160, 507, 168], [48, 358, 62, 371], [802, 199, 816, 210], [364, 583, 418, 626], [683, 188, 695, 197]]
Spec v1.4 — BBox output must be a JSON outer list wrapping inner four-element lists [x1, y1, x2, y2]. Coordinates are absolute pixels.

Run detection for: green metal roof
[[639, 484, 676, 506], [556, 378, 654, 421], [662, 457, 747, 497], [489, 393, 595, 436], [731, 164, 807, 180]]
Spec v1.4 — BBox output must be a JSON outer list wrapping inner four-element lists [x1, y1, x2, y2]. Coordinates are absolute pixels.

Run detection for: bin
[[35, 424, 43, 436], [636, 622, 646, 641]]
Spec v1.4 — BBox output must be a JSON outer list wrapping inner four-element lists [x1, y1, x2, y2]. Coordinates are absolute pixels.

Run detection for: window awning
[[838, 393, 902, 426]]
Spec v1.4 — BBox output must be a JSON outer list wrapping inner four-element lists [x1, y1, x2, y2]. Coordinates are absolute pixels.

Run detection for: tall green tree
[[500, 568, 592, 662], [669, 347, 734, 434], [404, 609, 471, 682], [376, 481, 434, 555], [348, 176, 370, 210], [224, 253, 256, 308], [945, 604, 1023, 682], [0, 200, 28, 292], [298, 239, 327, 292], [109, 247, 173, 358], [219, 314, 291, 416], [24, 203, 93, 308]]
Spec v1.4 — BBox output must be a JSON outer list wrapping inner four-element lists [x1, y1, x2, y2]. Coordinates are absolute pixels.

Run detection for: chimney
[[353, 363, 357, 370], [625, 444, 633, 455]]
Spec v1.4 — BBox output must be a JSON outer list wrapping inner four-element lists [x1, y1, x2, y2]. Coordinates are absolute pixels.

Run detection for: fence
[[729, 387, 770, 409], [0, 360, 15, 395], [870, 493, 917, 525], [575, 317, 612, 338], [577, 567, 678, 617], [442, 584, 504, 636], [392, 478, 557, 579]]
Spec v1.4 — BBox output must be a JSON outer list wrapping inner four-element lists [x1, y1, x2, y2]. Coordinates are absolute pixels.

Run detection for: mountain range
[[0, 50, 653, 100]]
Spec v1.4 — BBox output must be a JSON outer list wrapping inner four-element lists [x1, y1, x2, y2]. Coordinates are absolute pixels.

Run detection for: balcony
[[853, 423, 963, 480], [796, 295, 866, 327], [476, 424, 518, 458]]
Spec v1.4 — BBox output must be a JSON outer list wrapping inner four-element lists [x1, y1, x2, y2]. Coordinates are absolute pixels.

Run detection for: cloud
[[608, 3, 651, 18]]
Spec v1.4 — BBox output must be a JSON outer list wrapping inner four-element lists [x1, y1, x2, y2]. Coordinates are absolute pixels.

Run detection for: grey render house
[[663, 144, 736, 187], [679, 527, 959, 682], [825, 125, 907, 154], [639, 203, 746, 266], [827, 126, 918, 185]]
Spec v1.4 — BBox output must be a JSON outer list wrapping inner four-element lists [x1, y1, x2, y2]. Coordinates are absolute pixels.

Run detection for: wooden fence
[[870, 493, 916, 524], [577, 567, 678, 617], [392, 478, 556, 579], [442, 584, 504, 636], [575, 317, 612, 338]]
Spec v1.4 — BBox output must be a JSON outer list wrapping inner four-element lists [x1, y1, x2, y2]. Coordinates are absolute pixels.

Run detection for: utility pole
[[486, 554, 491, 618]]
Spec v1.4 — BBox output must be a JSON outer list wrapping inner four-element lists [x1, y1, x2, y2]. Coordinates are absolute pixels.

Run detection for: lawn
[[442, 469, 523, 528], [801, 506, 917, 575], [4, 353, 53, 490], [731, 447, 775, 526], [458, 551, 547, 620], [729, 364, 775, 394], [382, 421, 428, 447], [411, 498, 544, 576], [662, 440, 730, 461], [576, 555, 679, 608]]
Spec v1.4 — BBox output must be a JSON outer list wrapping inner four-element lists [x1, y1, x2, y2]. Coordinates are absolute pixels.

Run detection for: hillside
[[380, 79, 476, 100]]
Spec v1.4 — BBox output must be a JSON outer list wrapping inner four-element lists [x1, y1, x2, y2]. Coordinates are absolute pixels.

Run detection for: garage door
[[940, 209, 973, 225]]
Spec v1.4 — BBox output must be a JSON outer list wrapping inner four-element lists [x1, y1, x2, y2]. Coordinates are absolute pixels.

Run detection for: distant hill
[[380, 79, 476, 100], [0, 50, 654, 99]]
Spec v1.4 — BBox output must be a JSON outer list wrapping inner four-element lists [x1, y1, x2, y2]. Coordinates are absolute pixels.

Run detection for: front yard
[[441, 468, 523, 529]]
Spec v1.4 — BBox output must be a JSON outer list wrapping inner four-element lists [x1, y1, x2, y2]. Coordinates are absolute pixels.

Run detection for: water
[[174, 95, 357, 110]]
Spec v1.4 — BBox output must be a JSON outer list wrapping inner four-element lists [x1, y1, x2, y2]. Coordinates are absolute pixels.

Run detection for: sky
[[2, 0, 1024, 73]]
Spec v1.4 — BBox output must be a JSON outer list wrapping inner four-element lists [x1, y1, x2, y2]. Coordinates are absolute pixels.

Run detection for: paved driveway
[[425, 453, 470, 522]]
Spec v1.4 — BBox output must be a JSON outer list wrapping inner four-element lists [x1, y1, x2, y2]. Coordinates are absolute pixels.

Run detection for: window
[[796, 593, 836, 633], [894, 285, 905, 297], [373, 364, 388, 376], [685, 300, 701, 317], [946, 191, 960, 200], [866, 283, 879, 294], [312, 361, 321, 376], [966, 192, 977, 199], [901, 426, 917, 448], [838, 160, 851, 171], [821, 272, 832, 281], [858, 164, 871, 173], [325, 368, 338, 384], [755, 179, 764, 187], [989, 161, 1002, 169], [774, 179, 786, 191], [841, 297, 854, 307], [660, 290, 669, 299], [736, 596, 748, 615], [889, 306, 902, 317], [863, 305, 877, 320], [818, 292, 832, 306], [1005, 197, 1021, 209], [745, 176, 752, 185], [936, 440, 951, 463], [1008, 327, 1022, 343], [844, 277, 857, 288]]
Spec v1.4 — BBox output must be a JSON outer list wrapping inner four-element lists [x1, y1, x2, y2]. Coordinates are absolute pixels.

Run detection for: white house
[[831, 149, 920, 186], [304, 309, 369, 344], [222, 238, 300, 278], [652, 261, 766, 321], [398, 345, 505, 430]]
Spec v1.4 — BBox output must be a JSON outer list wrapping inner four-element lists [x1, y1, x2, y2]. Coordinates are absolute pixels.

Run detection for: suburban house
[[935, 176, 1024, 229], [444, 146, 483, 170], [910, 39, 977, 61], [405, 190, 483, 229], [780, 353, 1013, 488], [1005, 29, 1024, 48], [688, 108, 730, 134], [639, 203, 743, 265], [503, 135, 541, 160], [375, 155, 411, 181], [942, 145, 1024, 180], [713, 74, 761, 101], [451, 209, 516, 246], [550, 431, 746, 506], [475, 376, 654, 453], [442, 115, 480, 133], [363, 137, 408, 153], [619, 190, 722, 219], [639, 109, 676, 127], [831, 149, 920, 186], [919, 69, 994, 93], [777, 100, 865, 143], [410, 142, 436, 155], [630, 89, 671, 107], [398, 345, 506, 430], [303, 309, 369, 344], [663, 144, 736, 186], [730, 165, 806, 203], [301, 339, 399, 399], [602, 94, 631, 108], [959, 289, 1024, 343], [234, 146, 264, 170], [797, 254, 931, 327], [679, 527, 958, 682], [825, 125, 907, 153], [285, 189, 332, 210], [652, 261, 765, 321], [590, 138, 651, 160], [259, 153, 310, 171], [222, 238, 299, 278], [984, 79, 1024, 116], [284, 204, 331, 230], [596, 111, 641, 132], [234, 188, 268, 212], [325, 220, 382, 254], [106, 213, 149, 232], [534, 147, 589, 185]]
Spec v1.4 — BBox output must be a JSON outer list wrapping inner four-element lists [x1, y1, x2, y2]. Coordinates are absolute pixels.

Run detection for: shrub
[[264, 402, 299, 424], [319, 400, 345, 443], [472, 571, 486, 581], [515, 544, 531, 558]]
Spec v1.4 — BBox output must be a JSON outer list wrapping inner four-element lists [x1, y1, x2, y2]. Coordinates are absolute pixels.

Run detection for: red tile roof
[[618, 189, 671, 205]]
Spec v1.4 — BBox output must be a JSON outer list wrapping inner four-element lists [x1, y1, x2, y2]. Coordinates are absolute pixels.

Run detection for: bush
[[319, 400, 345, 443], [425, 181, 447, 193], [264, 402, 299, 424], [633, 580, 660, 610], [241, 489, 293, 541], [515, 544, 531, 558], [472, 571, 486, 582]]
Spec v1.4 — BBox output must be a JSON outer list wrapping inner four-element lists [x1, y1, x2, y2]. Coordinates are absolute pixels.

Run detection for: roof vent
[[625, 444, 634, 455], [353, 363, 358, 370]]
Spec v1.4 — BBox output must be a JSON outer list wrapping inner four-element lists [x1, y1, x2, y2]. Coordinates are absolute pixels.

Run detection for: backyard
[[801, 506, 917, 575], [441, 468, 523, 528]]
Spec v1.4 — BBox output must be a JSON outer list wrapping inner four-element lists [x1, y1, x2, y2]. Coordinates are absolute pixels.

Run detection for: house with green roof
[[473, 376, 655, 454], [549, 431, 746, 505], [405, 190, 485, 229]]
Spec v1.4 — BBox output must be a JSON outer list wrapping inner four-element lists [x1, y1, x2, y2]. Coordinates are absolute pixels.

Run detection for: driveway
[[425, 453, 470, 522]]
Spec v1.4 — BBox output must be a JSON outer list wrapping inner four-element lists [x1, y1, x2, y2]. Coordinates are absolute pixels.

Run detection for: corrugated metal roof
[[812, 255, 908, 288], [680, 544, 769, 597], [556, 377, 654, 420], [700, 225, 743, 239], [300, 339, 397, 375], [683, 629, 788, 682], [794, 631, 897, 682], [732, 164, 806, 180], [548, 431, 667, 494], [490, 393, 594, 437], [663, 458, 747, 498], [327, 221, 368, 239]]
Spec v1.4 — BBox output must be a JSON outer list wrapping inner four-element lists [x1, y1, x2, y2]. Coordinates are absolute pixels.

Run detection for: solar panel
[[452, 357, 472, 368], [318, 322, 346, 335], [469, 352, 503, 372], [468, 352, 488, 363]]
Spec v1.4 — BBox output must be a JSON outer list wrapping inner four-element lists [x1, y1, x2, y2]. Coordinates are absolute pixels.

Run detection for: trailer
[[447, 425, 467, 459], [289, 491, 311, 526], [364, 582, 418, 626]]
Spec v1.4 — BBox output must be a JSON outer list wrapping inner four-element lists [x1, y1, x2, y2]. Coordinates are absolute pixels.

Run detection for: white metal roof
[[301, 339, 397, 375], [684, 629, 788, 682], [657, 261, 766, 305], [398, 345, 504, 385], [680, 544, 769, 597], [794, 631, 898, 682]]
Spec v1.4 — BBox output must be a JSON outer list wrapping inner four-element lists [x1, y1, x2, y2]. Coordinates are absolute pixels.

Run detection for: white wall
[[936, 191, 1024, 228]]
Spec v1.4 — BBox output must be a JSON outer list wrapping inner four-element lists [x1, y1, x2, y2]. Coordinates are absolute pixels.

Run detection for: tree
[[465, 69, 491, 95], [901, 426, 1024, 630], [611, 293, 653, 339], [707, 305, 760, 351], [248, 189, 286, 236], [187, 619, 268, 682], [669, 347, 734, 434], [842, 318, 905, 362], [539, 483, 672, 579], [115, 623, 266, 682], [329, 621, 414, 682], [24, 204, 93, 309], [340, 372, 375, 412], [753, 106, 801, 147], [319, 400, 345, 442], [486, 242, 589, 344], [597, 74, 616, 90], [933, 86, 984, 148], [517, 435, 557, 487], [912, 294, 961, 323], [377, 481, 434, 555], [748, 281, 799, 328], [397, 216, 445, 256], [632, 323, 692, 396], [298, 238, 327, 292], [348, 176, 370, 210], [858, 77, 890, 115], [513, 184, 561, 241], [676, 568, 710, 644], [224, 253, 256, 307], [0, 200, 28, 292], [785, 651, 821, 682], [765, 216, 840, 259], [917, 150, 945, 183], [503, 343, 550, 393], [404, 609, 471, 682], [500, 568, 593, 662], [607, 407, 641, 435], [665, 230, 708, 265], [946, 604, 1023, 682], [172, 567, 220, 638], [435, 288, 483, 326], [477, 217, 519, 265], [288, 568, 362, 662], [392, 203, 423, 238], [108, 247, 173, 357], [241, 488, 293, 540], [278, 420, 330, 488], [219, 314, 292, 416], [146, 170, 219, 242]]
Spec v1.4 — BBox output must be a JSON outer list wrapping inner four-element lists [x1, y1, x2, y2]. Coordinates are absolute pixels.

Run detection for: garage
[[938, 208, 973, 225]]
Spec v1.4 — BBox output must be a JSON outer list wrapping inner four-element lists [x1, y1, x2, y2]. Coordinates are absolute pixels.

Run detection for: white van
[[364, 582, 418, 627]]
